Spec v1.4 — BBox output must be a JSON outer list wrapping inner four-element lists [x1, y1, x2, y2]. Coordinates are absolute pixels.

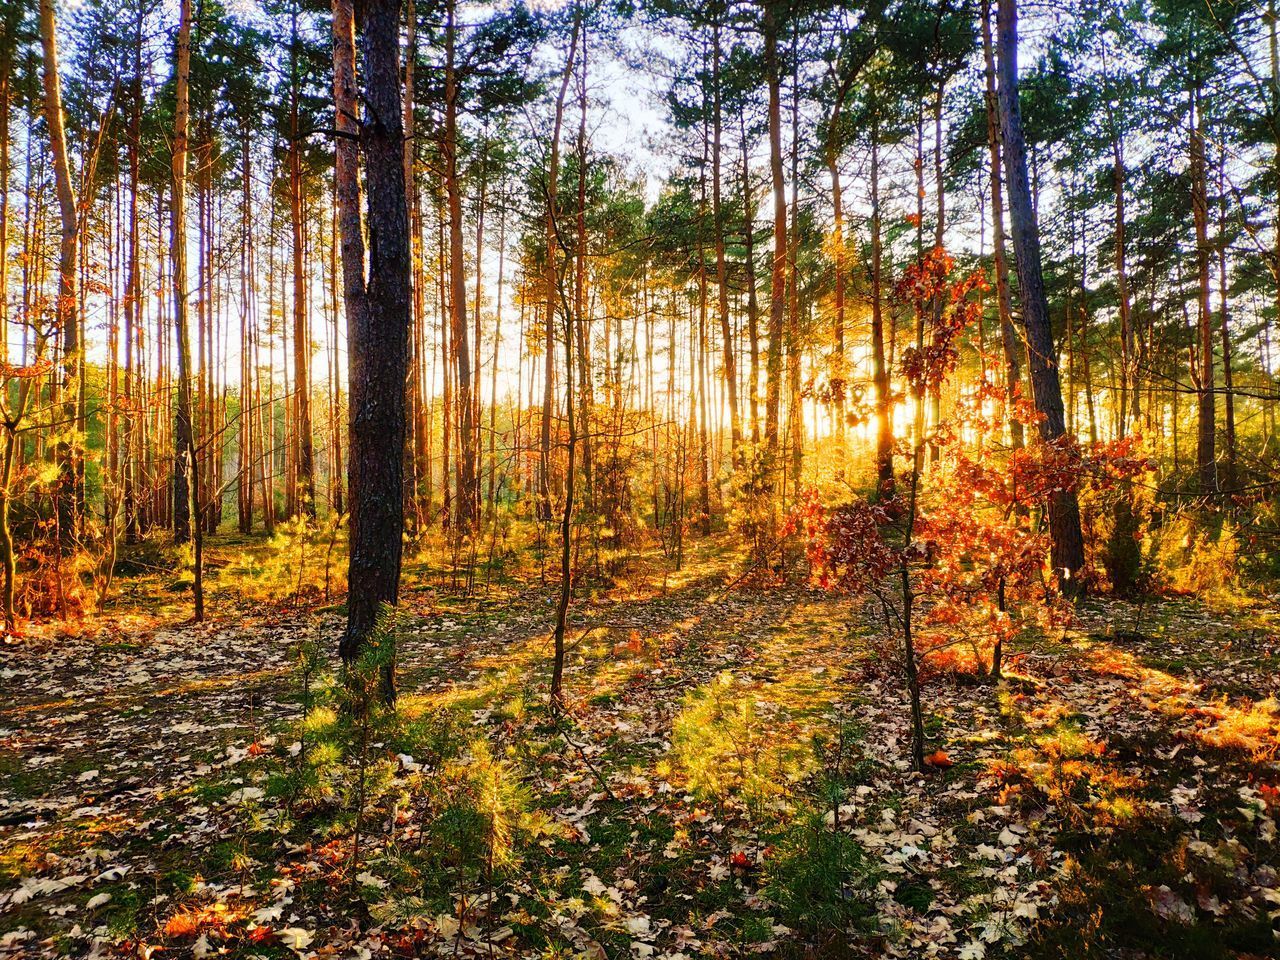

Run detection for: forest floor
[[2, 537, 1280, 959]]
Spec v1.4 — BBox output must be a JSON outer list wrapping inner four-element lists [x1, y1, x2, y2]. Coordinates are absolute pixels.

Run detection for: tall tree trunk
[[763, 7, 786, 468], [334, 0, 412, 703], [487, 194, 506, 515], [403, 0, 423, 526], [996, 0, 1085, 585], [1216, 144, 1237, 492], [549, 245, 577, 709], [540, 14, 580, 522], [440, 205, 452, 527], [711, 21, 740, 452], [124, 16, 143, 542], [329, 193, 345, 516], [290, 4, 316, 518], [786, 26, 802, 500], [574, 27, 594, 514], [697, 108, 712, 535], [442, 0, 476, 532], [39, 0, 80, 550], [171, 0, 204, 618], [980, 0, 1023, 451], [927, 74, 945, 464], [870, 111, 893, 493], [741, 119, 761, 445], [1111, 135, 1137, 432], [1189, 79, 1216, 495], [239, 128, 253, 533], [1271, 0, 1279, 367], [0, 22, 10, 370], [473, 139, 487, 515]]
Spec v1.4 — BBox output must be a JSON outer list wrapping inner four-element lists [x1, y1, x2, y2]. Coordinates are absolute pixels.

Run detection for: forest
[[2, 0, 1279, 956]]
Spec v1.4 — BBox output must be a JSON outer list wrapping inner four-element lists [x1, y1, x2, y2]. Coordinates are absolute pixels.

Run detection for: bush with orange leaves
[[796, 246, 1154, 686]]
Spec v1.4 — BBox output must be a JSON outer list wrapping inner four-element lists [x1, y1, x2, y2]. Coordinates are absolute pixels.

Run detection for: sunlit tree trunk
[[289, 2, 316, 519], [711, 21, 740, 453], [763, 6, 786, 468], [741, 118, 761, 445], [487, 195, 506, 516], [870, 111, 893, 493], [541, 14, 580, 522], [124, 12, 144, 542], [171, 0, 204, 618], [1189, 77, 1216, 495], [696, 113, 712, 535], [440, 202, 452, 528], [1216, 146, 1237, 492], [334, 0, 411, 702], [39, 0, 80, 550], [0, 15, 11, 370], [442, 1, 476, 532], [238, 127, 254, 533], [574, 30, 594, 515], [928, 74, 945, 464], [403, 0, 420, 529], [980, 0, 1023, 451], [996, 0, 1085, 585], [786, 28, 802, 501]]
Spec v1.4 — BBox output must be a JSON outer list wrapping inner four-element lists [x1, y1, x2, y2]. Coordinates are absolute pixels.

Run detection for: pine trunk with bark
[[290, 5, 316, 519], [39, 0, 80, 549], [711, 22, 740, 452], [334, 0, 412, 702], [980, 0, 1023, 451], [996, 0, 1085, 585], [170, 0, 204, 618], [763, 8, 786, 467], [443, 0, 477, 532], [1189, 79, 1216, 496]]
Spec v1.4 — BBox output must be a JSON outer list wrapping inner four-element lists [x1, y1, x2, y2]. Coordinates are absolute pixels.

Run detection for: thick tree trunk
[[980, 0, 1023, 451], [996, 0, 1085, 585], [403, 0, 423, 526], [334, 0, 411, 703], [39, 0, 80, 549]]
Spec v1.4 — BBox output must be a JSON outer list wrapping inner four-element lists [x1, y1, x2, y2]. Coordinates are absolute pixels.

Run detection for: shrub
[[763, 810, 878, 936], [667, 673, 816, 813], [1150, 513, 1241, 602]]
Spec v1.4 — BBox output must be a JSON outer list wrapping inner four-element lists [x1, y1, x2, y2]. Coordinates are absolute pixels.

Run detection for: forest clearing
[[4, 0, 1280, 955], [3, 540, 1280, 959]]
